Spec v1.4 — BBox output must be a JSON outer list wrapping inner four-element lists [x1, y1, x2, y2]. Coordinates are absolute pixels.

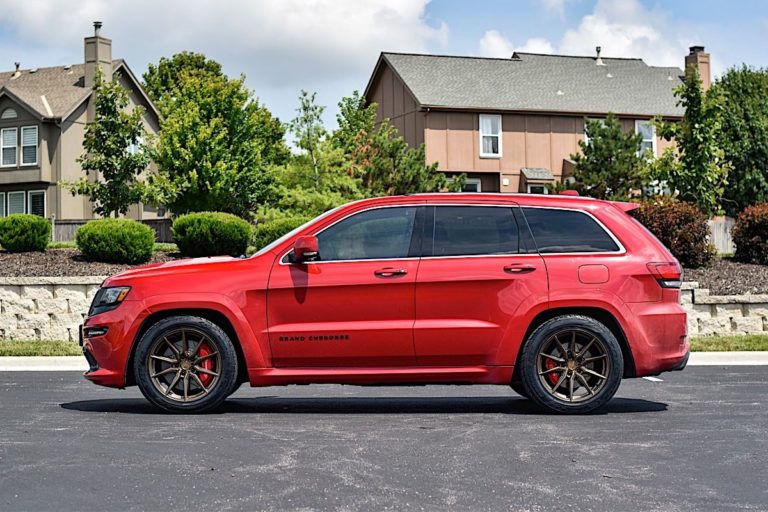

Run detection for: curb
[[2, 352, 768, 371]]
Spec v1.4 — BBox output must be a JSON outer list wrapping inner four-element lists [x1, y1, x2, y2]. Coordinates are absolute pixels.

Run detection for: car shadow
[[60, 396, 667, 416]]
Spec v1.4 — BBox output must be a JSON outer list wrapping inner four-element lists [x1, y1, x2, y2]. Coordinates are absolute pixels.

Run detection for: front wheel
[[134, 316, 238, 413], [517, 315, 623, 414]]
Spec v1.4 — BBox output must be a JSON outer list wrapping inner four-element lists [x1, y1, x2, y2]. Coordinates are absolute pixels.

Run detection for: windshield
[[252, 205, 346, 257]]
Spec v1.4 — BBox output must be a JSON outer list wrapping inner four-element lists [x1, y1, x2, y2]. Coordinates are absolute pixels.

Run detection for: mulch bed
[[684, 258, 768, 296], [0, 248, 185, 277]]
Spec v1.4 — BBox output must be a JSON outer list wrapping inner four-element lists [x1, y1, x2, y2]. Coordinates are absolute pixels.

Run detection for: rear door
[[413, 204, 548, 366]]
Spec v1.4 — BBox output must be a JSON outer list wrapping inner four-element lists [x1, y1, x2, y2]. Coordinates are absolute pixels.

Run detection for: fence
[[708, 216, 735, 255], [51, 218, 173, 243]]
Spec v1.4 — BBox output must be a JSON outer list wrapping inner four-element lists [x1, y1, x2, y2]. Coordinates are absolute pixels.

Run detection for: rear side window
[[522, 208, 620, 253], [431, 206, 518, 256], [317, 207, 417, 261]]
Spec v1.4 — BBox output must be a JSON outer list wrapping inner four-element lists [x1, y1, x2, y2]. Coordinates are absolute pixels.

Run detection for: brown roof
[[0, 59, 157, 120]]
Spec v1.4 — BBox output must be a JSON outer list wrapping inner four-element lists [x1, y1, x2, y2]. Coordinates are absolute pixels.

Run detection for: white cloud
[[478, 31, 554, 58], [540, 0, 569, 18]]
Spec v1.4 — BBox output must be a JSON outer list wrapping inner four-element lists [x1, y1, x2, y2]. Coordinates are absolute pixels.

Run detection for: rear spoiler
[[610, 201, 640, 213]]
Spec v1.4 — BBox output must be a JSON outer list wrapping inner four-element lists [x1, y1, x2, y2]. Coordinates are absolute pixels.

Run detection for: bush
[[76, 219, 155, 264], [732, 204, 768, 265], [631, 198, 716, 268], [253, 213, 312, 251], [172, 212, 252, 257], [0, 214, 51, 252]]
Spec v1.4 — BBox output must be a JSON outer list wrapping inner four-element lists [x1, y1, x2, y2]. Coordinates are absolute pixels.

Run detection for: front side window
[[316, 207, 417, 261], [1, 128, 17, 167], [21, 126, 38, 165], [479, 114, 502, 157], [7, 191, 24, 215], [431, 206, 518, 257], [523, 207, 620, 253], [635, 120, 656, 156]]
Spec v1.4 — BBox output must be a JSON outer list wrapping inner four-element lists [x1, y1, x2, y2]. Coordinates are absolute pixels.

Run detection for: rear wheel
[[134, 316, 238, 413], [518, 315, 623, 414]]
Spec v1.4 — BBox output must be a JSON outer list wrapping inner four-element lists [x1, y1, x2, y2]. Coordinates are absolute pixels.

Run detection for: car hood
[[105, 255, 241, 283]]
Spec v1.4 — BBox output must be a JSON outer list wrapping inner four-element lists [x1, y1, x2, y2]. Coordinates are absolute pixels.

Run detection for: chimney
[[84, 21, 112, 88], [12, 62, 20, 78], [595, 46, 605, 66], [685, 45, 710, 91]]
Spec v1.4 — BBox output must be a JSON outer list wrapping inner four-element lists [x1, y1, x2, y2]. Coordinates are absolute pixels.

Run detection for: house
[[0, 22, 160, 220], [364, 46, 711, 193]]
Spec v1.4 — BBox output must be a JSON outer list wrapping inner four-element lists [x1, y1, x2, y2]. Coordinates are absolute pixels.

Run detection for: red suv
[[81, 193, 688, 414]]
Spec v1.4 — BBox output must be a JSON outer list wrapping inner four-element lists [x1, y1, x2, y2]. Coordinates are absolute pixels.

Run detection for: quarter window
[[1, 128, 17, 167], [316, 207, 417, 261], [431, 206, 518, 257], [635, 120, 656, 156], [21, 126, 38, 165], [523, 208, 620, 253], [479, 114, 502, 157]]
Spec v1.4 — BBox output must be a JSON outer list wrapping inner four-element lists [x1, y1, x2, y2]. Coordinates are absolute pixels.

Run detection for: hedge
[[0, 214, 51, 252], [172, 212, 252, 257], [75, 218, 155, 264], [733, 203, 768, 265]]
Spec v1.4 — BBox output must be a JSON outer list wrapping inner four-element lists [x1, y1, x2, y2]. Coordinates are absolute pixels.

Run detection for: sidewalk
[[2, 352, 768, 371]]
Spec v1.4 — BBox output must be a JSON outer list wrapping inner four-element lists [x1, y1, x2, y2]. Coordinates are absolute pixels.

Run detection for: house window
[[28, 190, 45, 217], [635, 120, 656, 156], [7, 191, 24, 215], [462, 178, 482, 192], [582, 118, 605, 146], [479, 114, 502, 157], [128, 135, 143, 155], [21, 126, 38, 166], [527, 184, 549, 195], [0, 192, 5, 217], [1, 108, 17, 119], [1, 128, 17, 167]]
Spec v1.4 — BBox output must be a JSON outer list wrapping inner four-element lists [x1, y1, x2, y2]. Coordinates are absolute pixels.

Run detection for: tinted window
[[523, 208, 620, 253], [317, 207, 417, 261], [432, 206, 518, 256]]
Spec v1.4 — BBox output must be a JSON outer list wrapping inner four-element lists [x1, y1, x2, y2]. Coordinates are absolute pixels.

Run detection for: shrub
[[253, 213, 312, 250], [732, 203, 768, 265], [172, 212, 252, 257], [631, 198, 716, 268], [0, 214, 51, 252], [76, 219, 155, 264]]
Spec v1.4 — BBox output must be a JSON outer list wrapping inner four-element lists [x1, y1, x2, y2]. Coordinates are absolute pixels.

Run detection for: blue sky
[[1, 0, 766, 129]]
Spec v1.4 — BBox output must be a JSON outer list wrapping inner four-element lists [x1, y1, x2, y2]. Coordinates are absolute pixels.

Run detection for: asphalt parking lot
[[1, 367, 766, 512]]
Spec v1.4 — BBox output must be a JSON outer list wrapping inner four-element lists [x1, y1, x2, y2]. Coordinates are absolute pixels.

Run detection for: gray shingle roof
[[380, 52, 685, 117]]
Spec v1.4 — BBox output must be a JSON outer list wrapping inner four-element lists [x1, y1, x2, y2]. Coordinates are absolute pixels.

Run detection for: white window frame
[[526, 184, 549, 195], [7, 191, 25, 215], [582, 118, 606, 146], [20, 126, 38, 166], [1, 127, 18, 168], [634, 120, 657, 157], [479, 114, 502, 158], [27, 190, 46, 217], [0, 192, 5, 217], [463, 178, 482, 192]]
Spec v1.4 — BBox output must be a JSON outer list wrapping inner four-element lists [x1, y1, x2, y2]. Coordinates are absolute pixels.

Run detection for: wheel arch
[[514, 307, 636, 380]]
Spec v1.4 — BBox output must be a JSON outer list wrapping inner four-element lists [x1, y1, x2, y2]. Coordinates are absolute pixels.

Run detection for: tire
[[510, 380, 529, 399], [134, 315, 238, 413], [518, 315, 623, 414]]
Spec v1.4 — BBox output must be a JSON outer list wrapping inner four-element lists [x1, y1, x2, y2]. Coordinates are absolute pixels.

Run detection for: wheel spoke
[[552, 371, 568, 391], [575, 371, 594, 395], [194, 366, 219, 377], [163, 337, 179, 356], [570, 331, 576, 354], [568, 372, 575, 401], [581, 367, 607, 380], [194, 351, 219, 364], [577, 337, 596, 357], [583, 354, 608, 364], [190, 338, 204, 357], [553, 335, 568, 358], [183, 373, 190, 401], [540, 353, 565, 363], [150, 366, 178, 378], [190, 372, 209, 395], [150, 354, 177, 364], [165, 370, 182, 396], [539, 366, 566, 376], [181, 330, 188, 354]]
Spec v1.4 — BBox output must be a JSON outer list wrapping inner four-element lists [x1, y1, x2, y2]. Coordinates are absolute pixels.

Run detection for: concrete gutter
[[2, 352, 768, 371]]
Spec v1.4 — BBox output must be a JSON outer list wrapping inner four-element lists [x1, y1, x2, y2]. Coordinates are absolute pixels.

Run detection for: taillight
[[647, 262, 682, 289]]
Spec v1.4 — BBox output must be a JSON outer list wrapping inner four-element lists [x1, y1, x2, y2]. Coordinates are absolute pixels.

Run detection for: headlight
[[89, 286, 131, 316]]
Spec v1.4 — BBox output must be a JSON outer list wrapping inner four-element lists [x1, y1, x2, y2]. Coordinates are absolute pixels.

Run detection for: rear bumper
[[625, 301, 689, 377]]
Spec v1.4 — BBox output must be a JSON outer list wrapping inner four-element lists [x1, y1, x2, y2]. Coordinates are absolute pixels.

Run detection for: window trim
[[20, 126, 38, 166], [27, 190, 46, 217], [0, 191, 5, 217], [7, 190, 25, 215], [479, 114, 502, 158], [521, 206, 626, 255], [634, 120, 657, 157], [463, 178, 482, 193], [1, 127, 18, 168], [1, 107, 18, 120], [526, 184, 549, 195], [426, 204, 521, 258]]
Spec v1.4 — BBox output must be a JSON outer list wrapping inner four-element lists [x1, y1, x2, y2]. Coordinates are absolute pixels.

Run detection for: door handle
[[374, 267, 408, 277], [503, 264, 536, 274]]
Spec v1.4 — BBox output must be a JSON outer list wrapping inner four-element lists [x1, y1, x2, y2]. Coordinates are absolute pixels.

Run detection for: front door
[[267, 206, 421, 367], [414, 205, 548, 366]]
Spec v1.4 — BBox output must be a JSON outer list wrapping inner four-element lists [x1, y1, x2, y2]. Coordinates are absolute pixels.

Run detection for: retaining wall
[[682, 282, 768, 336]]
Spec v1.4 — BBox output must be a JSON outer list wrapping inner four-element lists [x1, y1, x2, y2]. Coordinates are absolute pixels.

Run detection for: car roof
[[349, 192, 617, 210]]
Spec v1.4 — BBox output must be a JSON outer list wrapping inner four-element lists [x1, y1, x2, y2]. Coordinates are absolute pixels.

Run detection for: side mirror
[[291, 235, 319, 263]]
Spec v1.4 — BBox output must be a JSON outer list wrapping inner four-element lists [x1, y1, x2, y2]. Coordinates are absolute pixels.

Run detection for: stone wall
[[682, 282, 768, 336], [0, 277, 105, 341]]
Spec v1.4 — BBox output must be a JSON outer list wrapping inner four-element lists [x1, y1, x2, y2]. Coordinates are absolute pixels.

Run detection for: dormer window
[[0, 108, 18, 120], [479, 114, 502, 158]]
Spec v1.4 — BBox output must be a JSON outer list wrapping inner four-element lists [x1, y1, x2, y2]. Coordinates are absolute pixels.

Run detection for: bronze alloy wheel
[[147, 328, 222, 403], [536, 328, 612, 403]]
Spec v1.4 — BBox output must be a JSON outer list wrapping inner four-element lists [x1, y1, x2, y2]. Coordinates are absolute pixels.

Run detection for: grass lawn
[[690, 334, 768, 352], [0, 340, 82, 357]]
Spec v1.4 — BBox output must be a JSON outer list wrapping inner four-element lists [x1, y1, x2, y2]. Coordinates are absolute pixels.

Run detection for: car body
[[81, 193, 688, 413]]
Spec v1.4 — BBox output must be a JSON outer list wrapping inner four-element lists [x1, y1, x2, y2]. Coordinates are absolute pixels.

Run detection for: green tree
[[68, 69, 151, 217], [150, 71, 283, 218], [289, 90, 326, 188], [654, 68, 731, 215], [711, 66, 768, 216], [142, 52, 223, 103], [569, 114, 648, 200], [332, 91, 377, 154]]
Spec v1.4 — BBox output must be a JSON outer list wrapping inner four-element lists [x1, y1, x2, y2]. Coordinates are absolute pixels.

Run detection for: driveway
[[1, 367, 766, 511]]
